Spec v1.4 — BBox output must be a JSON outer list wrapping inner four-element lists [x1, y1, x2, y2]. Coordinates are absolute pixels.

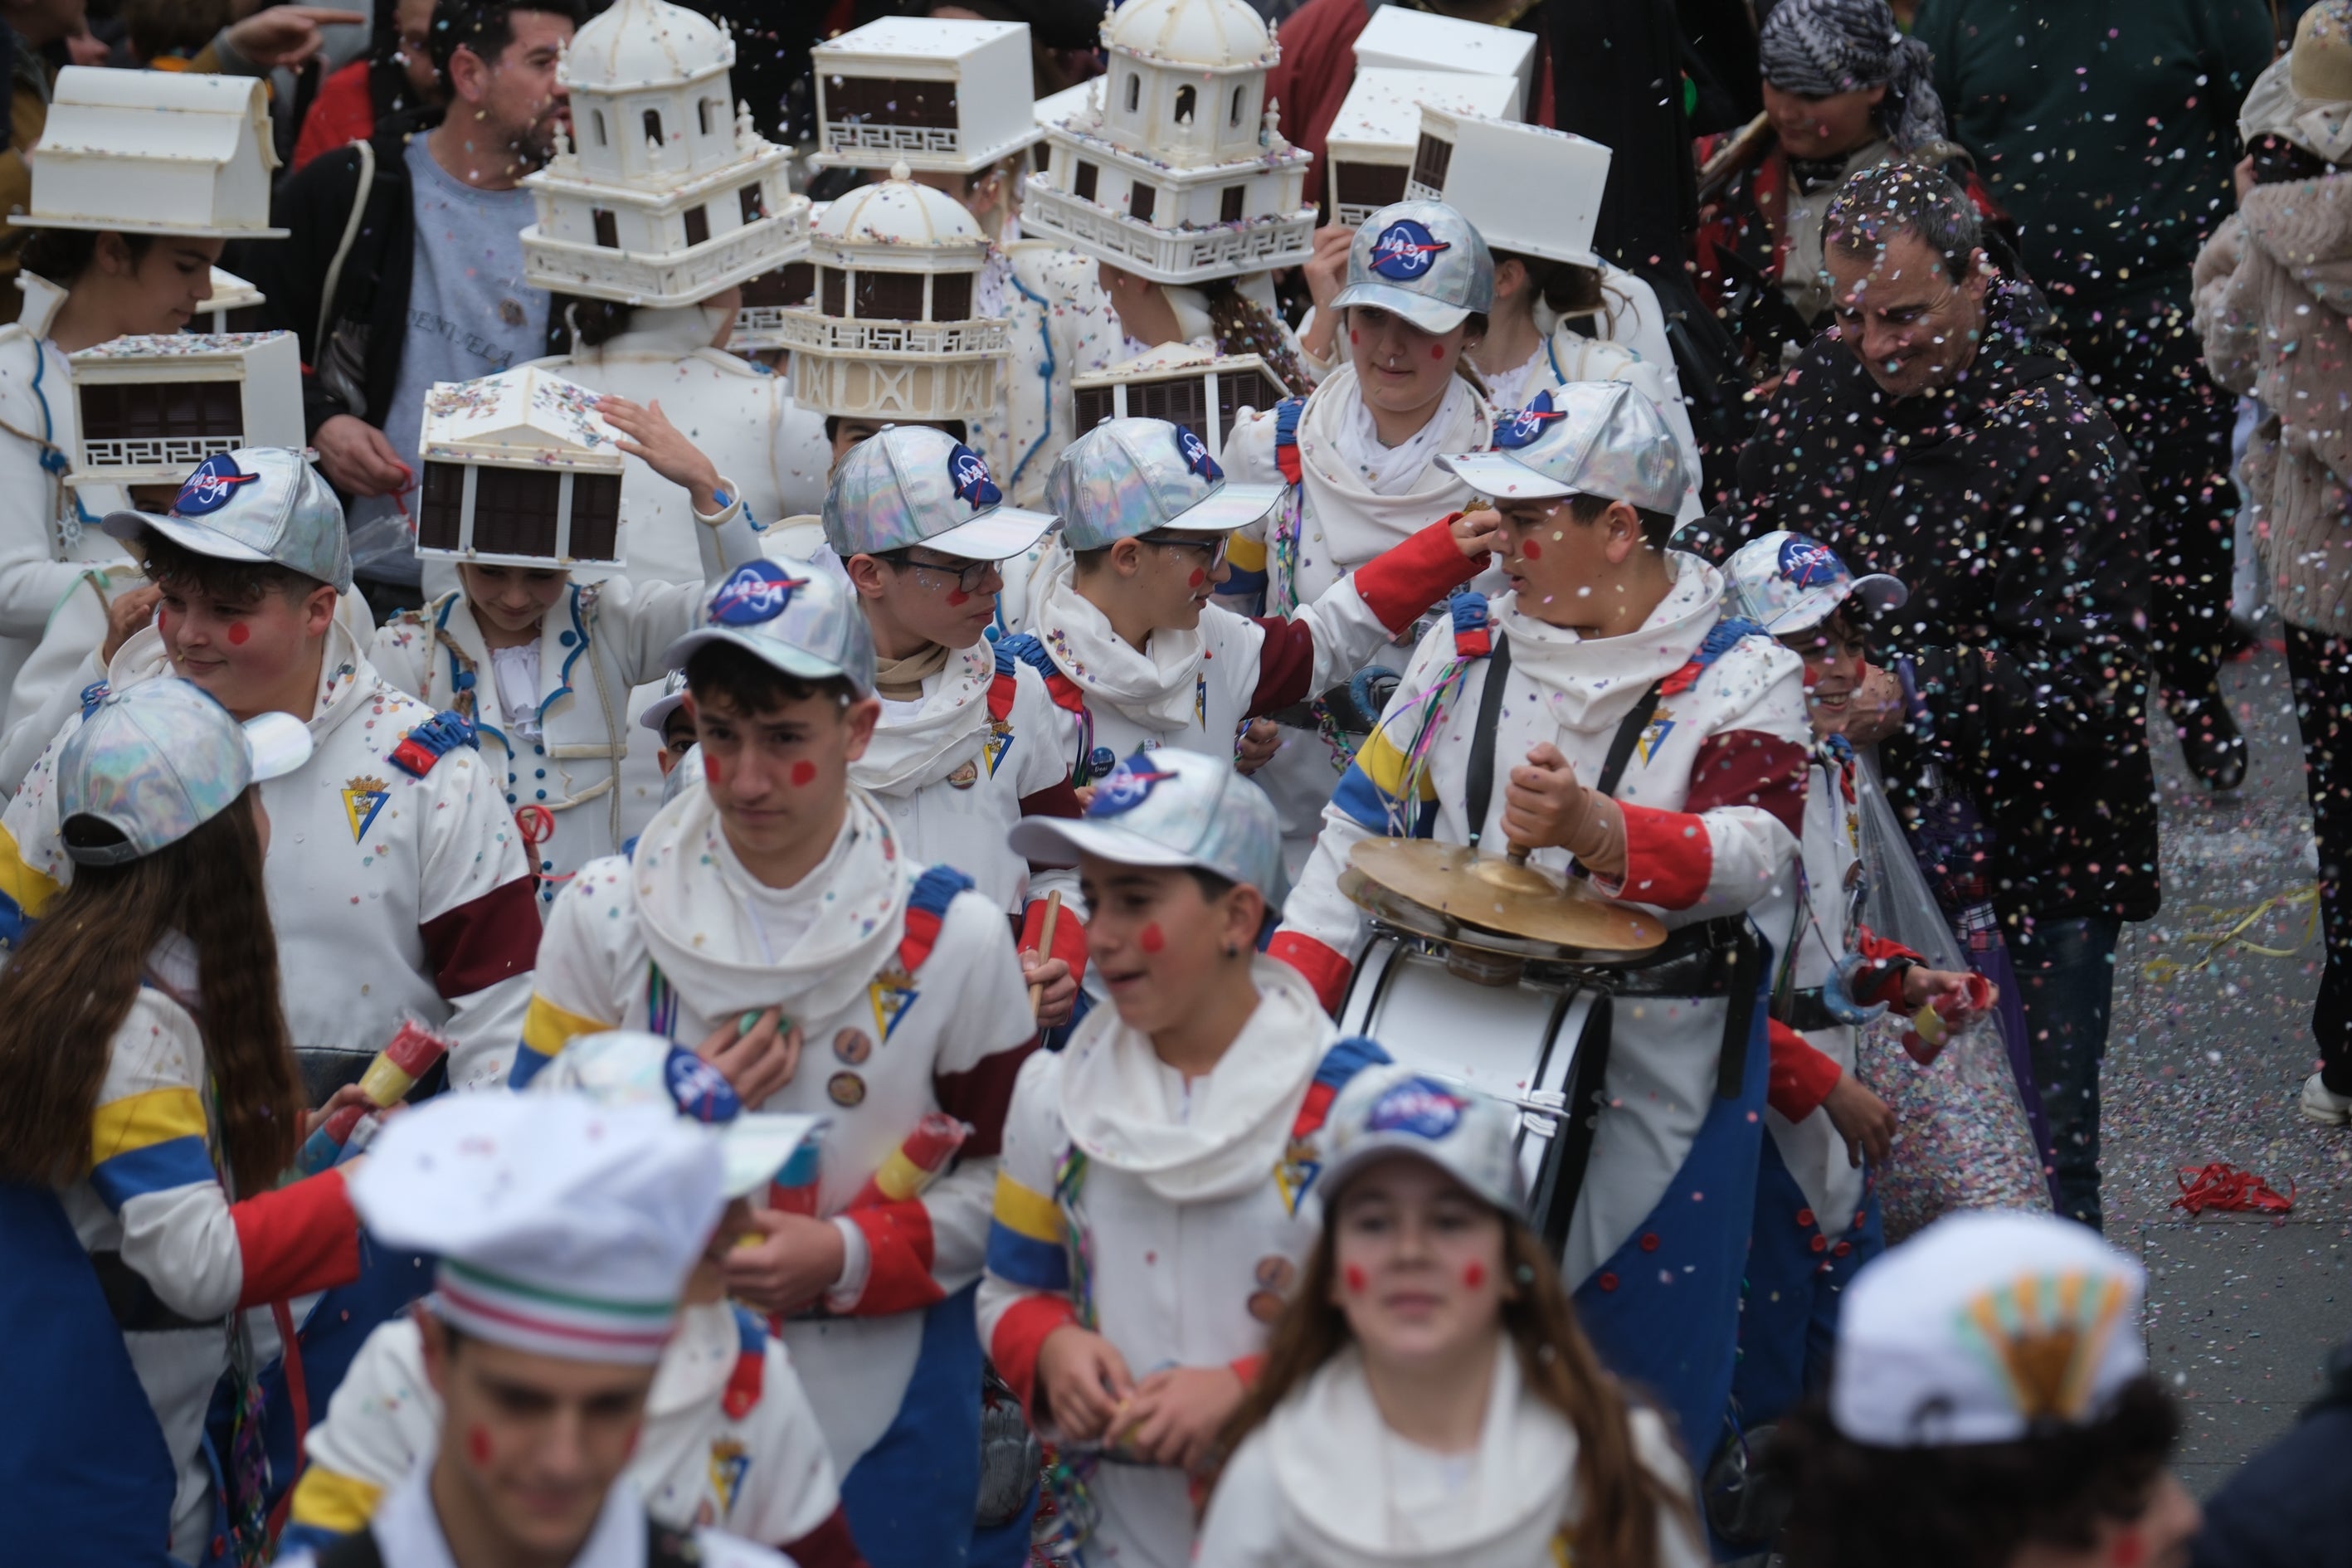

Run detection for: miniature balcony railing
[[772, 309, 1008, 358], [823, 120, 962, 157], [1020, 183, 1313, 284]]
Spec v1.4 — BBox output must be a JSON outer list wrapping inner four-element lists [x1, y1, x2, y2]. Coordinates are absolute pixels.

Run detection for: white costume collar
[[1494, 551, 1725, 731], [850, 640, 995, 796], [1029, 544, 1203, 734]]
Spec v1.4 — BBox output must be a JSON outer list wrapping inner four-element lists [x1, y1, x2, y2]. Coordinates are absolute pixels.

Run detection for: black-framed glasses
[[881, 550, 998, 596], [1137, 531, 1229, 572]]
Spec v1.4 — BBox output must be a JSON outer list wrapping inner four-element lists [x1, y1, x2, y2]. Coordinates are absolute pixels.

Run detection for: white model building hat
[[1324, 69, 1519, 229], [811, 17, 1046, 175], [20, 69, 285, 240], [1830, 1211, 2148, 1449], [350, 1093, 727, 1365], [68, 331, 304, 492], [1410, 112, 1612, 270], [1351, 6, 1538, 118], [521, 0, 810, 306], [411, 368, 627, 570]]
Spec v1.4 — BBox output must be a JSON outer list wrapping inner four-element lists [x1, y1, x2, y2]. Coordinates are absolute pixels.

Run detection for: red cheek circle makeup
[[1430, 343, 1444, 359], [1521, 539, 1541, 559], [226, 621, 251, 645], [790, 761, 816, 786], [1188, 568, 1206, 587], [1138, 922, 1166, 954], [2109, 1531, 2145, 1568], [465, 1424, 492, 1464], [703, 752, 723, 785], [945, 587, 971, 606], [1343, 1264, 1367, 1293], [1462, 1261, 1486, 1289]]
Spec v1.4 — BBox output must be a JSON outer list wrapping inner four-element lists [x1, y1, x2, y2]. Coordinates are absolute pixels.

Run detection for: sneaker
[[2300, 1072, 2352, 1127], [2169, 686, 2248, 792]]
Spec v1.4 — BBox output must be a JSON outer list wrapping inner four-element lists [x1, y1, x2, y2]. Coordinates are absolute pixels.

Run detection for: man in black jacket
[[226, 0, 579, 612], [1725, 163, 2159, 1232]]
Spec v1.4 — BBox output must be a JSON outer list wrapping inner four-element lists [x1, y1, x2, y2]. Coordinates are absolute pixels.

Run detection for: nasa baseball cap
[[1314, 1061, 1524, 1215], [1008, 748, 1285, 901], [1722, 531, 1907, 635], [662, 558, 879, 700], [1438, 381, 1686, 516], [103, 447, 354, 593], [823, 424, 1055, 562], [1328, 198, 1495, 337], [58, 678, 313, 866], [1047, 418, 1285, 551]]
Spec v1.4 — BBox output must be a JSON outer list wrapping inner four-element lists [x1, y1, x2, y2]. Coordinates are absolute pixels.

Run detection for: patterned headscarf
[[1758, 0, 1947, 153]]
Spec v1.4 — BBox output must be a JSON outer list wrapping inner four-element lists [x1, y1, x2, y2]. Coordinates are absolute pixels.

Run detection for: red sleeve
[[290, 61, 374, 173], [842, 1200, 945, 1318], [231, 1169, 362, 1307], [1351, 516, 1483, 631], [1853, 927, 1926, 1007], [1684, 730, 1809, 838], [934, 1042, 1035, 1161], [1611, 802, 1716, 909], [1021, 897, 1088, 986], [420, 875, 543, 1000], [989, 1293, 1081, 1420], [1245, 616, 1322, 714], [780, 1507, 869, 1568], [1018, 779, 1083, 821], [1268, 931, 1351, 1015], [1766, 1019, 1843, 1123]]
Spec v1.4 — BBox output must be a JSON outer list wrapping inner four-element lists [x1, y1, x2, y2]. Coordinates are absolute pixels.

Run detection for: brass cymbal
[[1347, 839, 1667, 955]]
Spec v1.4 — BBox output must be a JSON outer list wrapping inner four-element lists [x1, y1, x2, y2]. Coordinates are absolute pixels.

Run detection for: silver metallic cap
[[1437, 381, 1687, 517], [1007, 748, 1285, 902], [59, 678, 312, 864], [1047, 418, 1284, 552], [101, 447, 354, 593], [662, 559, 879, 700], [822, 424, 1055, 562], [1327, 198, 1496, 336]]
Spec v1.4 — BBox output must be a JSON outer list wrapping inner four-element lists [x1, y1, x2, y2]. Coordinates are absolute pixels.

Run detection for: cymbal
[[1347, 839, 1667, 955]]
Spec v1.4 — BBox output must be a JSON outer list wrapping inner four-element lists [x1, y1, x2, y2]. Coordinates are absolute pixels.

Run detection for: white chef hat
[[348, 1093, 726, 1365]]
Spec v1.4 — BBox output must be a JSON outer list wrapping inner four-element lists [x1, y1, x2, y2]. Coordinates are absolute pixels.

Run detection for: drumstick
[[1026, 890, 1064, 1019]]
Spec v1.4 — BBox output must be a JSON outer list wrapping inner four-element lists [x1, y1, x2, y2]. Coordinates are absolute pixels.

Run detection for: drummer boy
[[1268, 379, 1811, 1473]]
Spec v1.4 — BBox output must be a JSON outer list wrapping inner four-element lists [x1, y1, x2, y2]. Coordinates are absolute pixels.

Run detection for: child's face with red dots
[[1077, 853, 1261, 1037], [1328, 1156, 1508, 1372], [1346, 305, 1468, 421], [690, 684, 879, 870], [1775, 610, 1866, 733]]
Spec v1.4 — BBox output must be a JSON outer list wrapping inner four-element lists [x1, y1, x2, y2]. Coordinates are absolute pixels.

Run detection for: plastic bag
[[1848, 751, 2051, 1241]]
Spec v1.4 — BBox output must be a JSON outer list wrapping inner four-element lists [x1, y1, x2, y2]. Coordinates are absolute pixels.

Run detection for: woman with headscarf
[[1692, 0, 1990, 375]]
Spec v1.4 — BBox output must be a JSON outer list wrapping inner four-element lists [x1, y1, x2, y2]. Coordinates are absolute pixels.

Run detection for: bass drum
[[1337, 931, 1609, 1248]]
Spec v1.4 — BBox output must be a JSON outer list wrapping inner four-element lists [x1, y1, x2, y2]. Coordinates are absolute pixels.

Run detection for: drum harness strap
[[1456, 641, 1763, 1254]]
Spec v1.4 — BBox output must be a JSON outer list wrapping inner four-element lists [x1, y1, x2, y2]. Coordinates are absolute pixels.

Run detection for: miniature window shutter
[[1411, 133, 1452, 192], [417, 462, 466, 553], [739, 183, 764, 224], [1221, 184, 1246, 222], [931, 271, 972, 320], [569, 472, 622, 562], [1074, 162, 1098, 202], [684, 205, 710, 246], [593, 209, 618, 249], [473, 467, 563, 558], [1130, 181, 1156, 222]]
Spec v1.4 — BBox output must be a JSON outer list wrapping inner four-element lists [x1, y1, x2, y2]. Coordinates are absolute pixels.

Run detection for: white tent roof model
[[1351, 8, 1536, 119], [23, 67, 284, 239], [420, 367, 624, 475], [812, 17, 1044, 175]]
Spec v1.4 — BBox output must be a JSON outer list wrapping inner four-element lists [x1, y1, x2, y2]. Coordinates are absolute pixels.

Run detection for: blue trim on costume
[[1273, 395, 1305, 452], [984, 1224, 1070, 1292], [387, 710, 479, 777], [1220, 566, 1269, 597], [508, 1042, 553, 1090], [1329, 762, 1434, 837], [536, 586, 590, 722], [0, 889, 37, 950], [1006, 268, 1057, 492], [1733, 1137, 1882, 1431], [79, 680, 109, 718], [1449, 590, 1493, 658], [30, 347, 96, 528], [908, 864, 976, 922], [839, 1285, 986, 1568], [732, 1303, 767, 1355], [89, 1137, 217, 1212]]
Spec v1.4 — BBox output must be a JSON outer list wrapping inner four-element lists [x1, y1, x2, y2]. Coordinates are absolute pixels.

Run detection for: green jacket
[[1912, 0, 2272, 318]]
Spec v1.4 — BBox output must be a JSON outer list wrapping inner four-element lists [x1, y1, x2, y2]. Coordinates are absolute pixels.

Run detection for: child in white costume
[[1217, 200, 1501, 861], [1267, 382, 1806, 1463], [513, 564, 1039, 1568], [371, 393, 768, 899], [1002, 417, 1496, 789], [980, 752, 1393, 1568], [282, 1030, 860, 1566], [0, 449, 536, 1095], [1195, 1063, 1707, 1568], [824, 426, 1088, 1024]]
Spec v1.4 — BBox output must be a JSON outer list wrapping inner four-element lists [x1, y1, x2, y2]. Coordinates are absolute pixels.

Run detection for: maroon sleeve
[[420, 875, 543, 1000], [934, 1040, 1036, 1161], [1017, 778, 1083, 821], [1684, 730, 1809, 838], [779, 1507, 869, 1568], [1245, 616, 1322, 715]]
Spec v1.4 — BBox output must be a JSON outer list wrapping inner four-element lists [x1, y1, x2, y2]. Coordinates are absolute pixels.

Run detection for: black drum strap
[[1536, 991, 1615, 1259], [1595, 683, 1665, 799], [1716, 921, 1763, 1102], [1462, 635, 1515, 850]]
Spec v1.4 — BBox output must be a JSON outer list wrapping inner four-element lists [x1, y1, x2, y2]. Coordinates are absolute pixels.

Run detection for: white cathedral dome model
[[778, 165, 1009, 425], [1021, 0, 1314, 285], [520, 0, 809, 307]]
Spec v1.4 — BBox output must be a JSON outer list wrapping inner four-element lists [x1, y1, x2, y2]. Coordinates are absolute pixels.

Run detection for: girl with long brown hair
[[1197, 1064, 1707, 1568], [0, 679, 366, 1565]]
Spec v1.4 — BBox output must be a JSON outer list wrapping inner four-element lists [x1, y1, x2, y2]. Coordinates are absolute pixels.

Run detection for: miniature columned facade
[[521, 0, 807, 305], [68, 331, 303, 489], [811, 17, 1044, 174], [1072, 343, 1285, 453], [780, 169, 1007, 426], [1022, 0, 1314, 284], [415, 368, 626, 569]]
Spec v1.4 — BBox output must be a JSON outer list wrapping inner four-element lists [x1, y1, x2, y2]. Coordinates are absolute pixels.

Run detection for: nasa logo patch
[[948, 443, 1002, 509], [708, 561, 806, 627], [173, 453, 264, 517], [1366, 1078, 1467, 1140], [1366, 218, 1452, 281]]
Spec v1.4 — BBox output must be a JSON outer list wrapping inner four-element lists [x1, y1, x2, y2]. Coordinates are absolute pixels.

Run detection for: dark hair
[[1208, 1205, 1694, 1568], [0, 792, 299, 1199], [684, 642, 859, 718], [1205, 279, 1312, 397], [20, 229, 158, 289], [1773, 1376, 2179, 1568], [822, 416, 967, 446], [1493, 248, 1608, 319], [1824, 162, 1984, 283], [1565, 490, 1677, 552], [138, 528, 329, 606], [558, 295, 635, 348], [125, 0, 236, 61], [428, 0, 582, 94]]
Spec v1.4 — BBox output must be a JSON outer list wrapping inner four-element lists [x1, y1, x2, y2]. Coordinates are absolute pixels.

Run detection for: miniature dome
[[816, 173, 987, 248], [1103, 0, 1272, 70], [562, 0, 731, 93]]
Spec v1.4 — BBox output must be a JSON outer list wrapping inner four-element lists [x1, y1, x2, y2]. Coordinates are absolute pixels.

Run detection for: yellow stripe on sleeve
[[991, 1169, 1063, 1245], [1354, 728, 1433, 801], [90, 1086, 209, 1164], [0, 822, 61, 923], [287, 1466, 386, 1533], [521, 993, 611, 1059], [1225, 532, 1268, 572]]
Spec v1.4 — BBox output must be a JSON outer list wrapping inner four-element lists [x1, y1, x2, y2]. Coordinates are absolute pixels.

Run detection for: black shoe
[[2169, 688, 2247, 791]]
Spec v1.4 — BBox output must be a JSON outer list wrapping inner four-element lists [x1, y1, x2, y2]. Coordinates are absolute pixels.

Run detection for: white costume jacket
[[61, 939, 363, 1562], [1269, 554, 1809, 1286], [0, 274, 136, 733], [371, 499, 765, 894], [0, 617, 540, 1091], [517, 785, 1037, 1479], [966, 240, 1124, 511], [1001, 518, 1482, 785], [285, 1305, 849, 1561], [1193, 1344, 1706, 1568], [976, 963, 1367, 1568]]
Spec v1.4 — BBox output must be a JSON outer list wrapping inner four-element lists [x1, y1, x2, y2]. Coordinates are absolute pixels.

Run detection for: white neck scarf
[[1057, 957, 1334, 1203], [849, 640, 996, 796], [1029, 545, 1204, 734], [1294, 365, 1491, 574], [1478, 340, 1551, 417], [1495, 552, 1726, 731], [631, 784, 911, 1019]]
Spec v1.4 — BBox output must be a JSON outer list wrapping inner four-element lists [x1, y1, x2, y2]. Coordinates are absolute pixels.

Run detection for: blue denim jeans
[[2009, 916, 2123, 1230]]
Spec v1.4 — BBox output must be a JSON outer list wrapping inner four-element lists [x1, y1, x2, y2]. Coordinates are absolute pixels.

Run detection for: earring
[[1224, 942, 1242, 958]]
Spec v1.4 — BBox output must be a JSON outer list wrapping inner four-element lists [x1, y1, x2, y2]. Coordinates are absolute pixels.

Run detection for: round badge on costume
[[1247, 1290, 1285, 1324], [833, 1028, 872, 1066], [1253, 1254, 1296, 1293], [828, 1071, 868, 1108], [947, 759, 980, 791]]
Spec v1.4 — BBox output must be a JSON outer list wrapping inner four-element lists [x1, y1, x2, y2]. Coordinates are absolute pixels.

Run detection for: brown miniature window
[[79, 380, 242, 444], [1034, 142, 1051, 173], [1410, 133, 1453, 192], [1074, 161, 1098, 202], [1230, 85, 1246, 127], [1174, 85, 1195, 125], [643, 110, 664, 145], [855, 270, 924, 320], [1334, 163, 1407, 211], [739, 183, 764, 224], [1130, 181, 1156, 222], [830, 75, 957, 129], [821, 266, 846, 315], [931, 272, 972, 319], [683, 205, 709, 246], [592, 209, 618, 249], [471, 466, 563, 558], [416, 461, 467, 553], [1074, 383, 1115, 431], [568, 472, 622, 562], [1132, 376, 1205, 430], [1221, 184, 1246, 222], [1218, 366, 1283, 424]]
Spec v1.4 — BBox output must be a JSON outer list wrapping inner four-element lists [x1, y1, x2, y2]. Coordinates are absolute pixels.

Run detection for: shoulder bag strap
[[1460, 635, 1514, 850]]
